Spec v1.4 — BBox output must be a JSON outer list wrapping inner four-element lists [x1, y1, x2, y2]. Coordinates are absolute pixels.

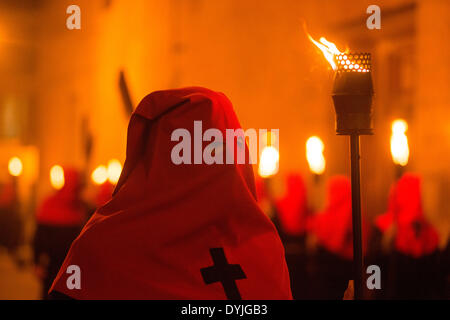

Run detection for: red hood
[[50, 87, 291, 299], [312, 176, 367, 260], [36, 167, 85, 226], [375, 173, 439, 257], [275, 173, 308, 236]]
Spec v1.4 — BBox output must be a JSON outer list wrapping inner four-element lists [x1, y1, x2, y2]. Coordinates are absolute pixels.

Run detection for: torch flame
[[307, 34, 342, 70], [390, 119, 409, 166], [8, 157, 23, 177], [258, 146, 279, 178], [306, 136, 326, 175], [50, 165, 65, 190], [91, 165, 108, 185], [306, 31, 369, 72], [107, 159, 122, 184]]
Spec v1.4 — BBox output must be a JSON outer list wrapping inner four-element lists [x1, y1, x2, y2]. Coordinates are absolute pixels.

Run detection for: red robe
[[37, 168, 84, 226], [375, 173, 439, 258], [312, 176, 367, 260], [95, 181, 115, 208], [275, 173, 308, 236], [50, 87, 292, 299]]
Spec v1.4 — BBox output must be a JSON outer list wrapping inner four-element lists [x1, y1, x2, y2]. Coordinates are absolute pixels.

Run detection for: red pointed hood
[[376, 173, 439, 257], [36, 167, 85, 226], [275, 173, 308, 236], [50, 87, 291, 299], [313, 176, 353, 259], [312, 176, 368, 260]]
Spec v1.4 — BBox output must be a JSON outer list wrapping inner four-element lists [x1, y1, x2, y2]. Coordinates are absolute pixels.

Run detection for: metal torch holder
[[331, 53, 373, 300]]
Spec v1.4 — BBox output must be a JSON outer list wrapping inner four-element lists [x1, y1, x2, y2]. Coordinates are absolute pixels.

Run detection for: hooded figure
[[310, 176, 366, 299], [50, 87, 291, 300], [0, 181, 22, 252], [33, 168, 86, 299], [274, 173, 309, 299], [275, 173, 309, 238], [36, 169, 85, 226], [372, 173, 442, 299], [313, 176, 355, 260], [375, 174, 439, 258]]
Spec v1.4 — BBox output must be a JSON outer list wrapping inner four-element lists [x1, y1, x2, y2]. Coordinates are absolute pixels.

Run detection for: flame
[[306, 136, 326, 175], [107, 159, 122, 184], [8, 157, 23, 177], [307, 34, 342, 70], [258, 146, 279, 178], [307, 32, 368, 72], [50, 165, 65, 190], [91, 165, 108, 185], [390, 119, 409, 166]]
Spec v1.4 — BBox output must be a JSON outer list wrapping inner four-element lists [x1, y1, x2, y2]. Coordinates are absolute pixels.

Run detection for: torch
[[306, 136, 326, 211], [390, 119, 409, 179], [306, 136, 326, 184], [333, 52, 373, 300], [308, 35, 373, 299], [50, 165, 65, 190]]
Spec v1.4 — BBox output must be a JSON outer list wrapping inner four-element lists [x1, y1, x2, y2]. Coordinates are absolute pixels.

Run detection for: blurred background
[[0, 0, 449, 299]]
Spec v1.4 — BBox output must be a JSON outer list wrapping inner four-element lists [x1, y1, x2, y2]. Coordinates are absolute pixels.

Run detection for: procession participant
[[372, 173, 441, 299], [274, 173, 310, 299], [33, 168, 86, 299], [49, 87, 292, 300], [310, 176, 367, 299]]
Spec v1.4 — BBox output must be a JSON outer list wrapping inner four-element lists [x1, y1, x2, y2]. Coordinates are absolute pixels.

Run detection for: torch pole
[[350, 133, 364, 300]]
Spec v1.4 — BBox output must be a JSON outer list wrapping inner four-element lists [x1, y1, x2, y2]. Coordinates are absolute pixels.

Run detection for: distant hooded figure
[[371, 173, 441, 299], [275, 173, 309, 239], [49, 87, 292, 300], [33, 168, 86, 299], [274, 173, 309, 299], [0, 181, 22, 252], [310, 176, 366, 299]]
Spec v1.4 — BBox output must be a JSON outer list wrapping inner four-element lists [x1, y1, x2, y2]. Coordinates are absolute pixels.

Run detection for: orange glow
[[258, 146, 279, 178], [306, 136, 326, 175], [390, 119, 409, 166], [107, 159, 122, 184], [50, 165, 65, 190], [91, 165, 108, 185], [8, 157, 23, 177]]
